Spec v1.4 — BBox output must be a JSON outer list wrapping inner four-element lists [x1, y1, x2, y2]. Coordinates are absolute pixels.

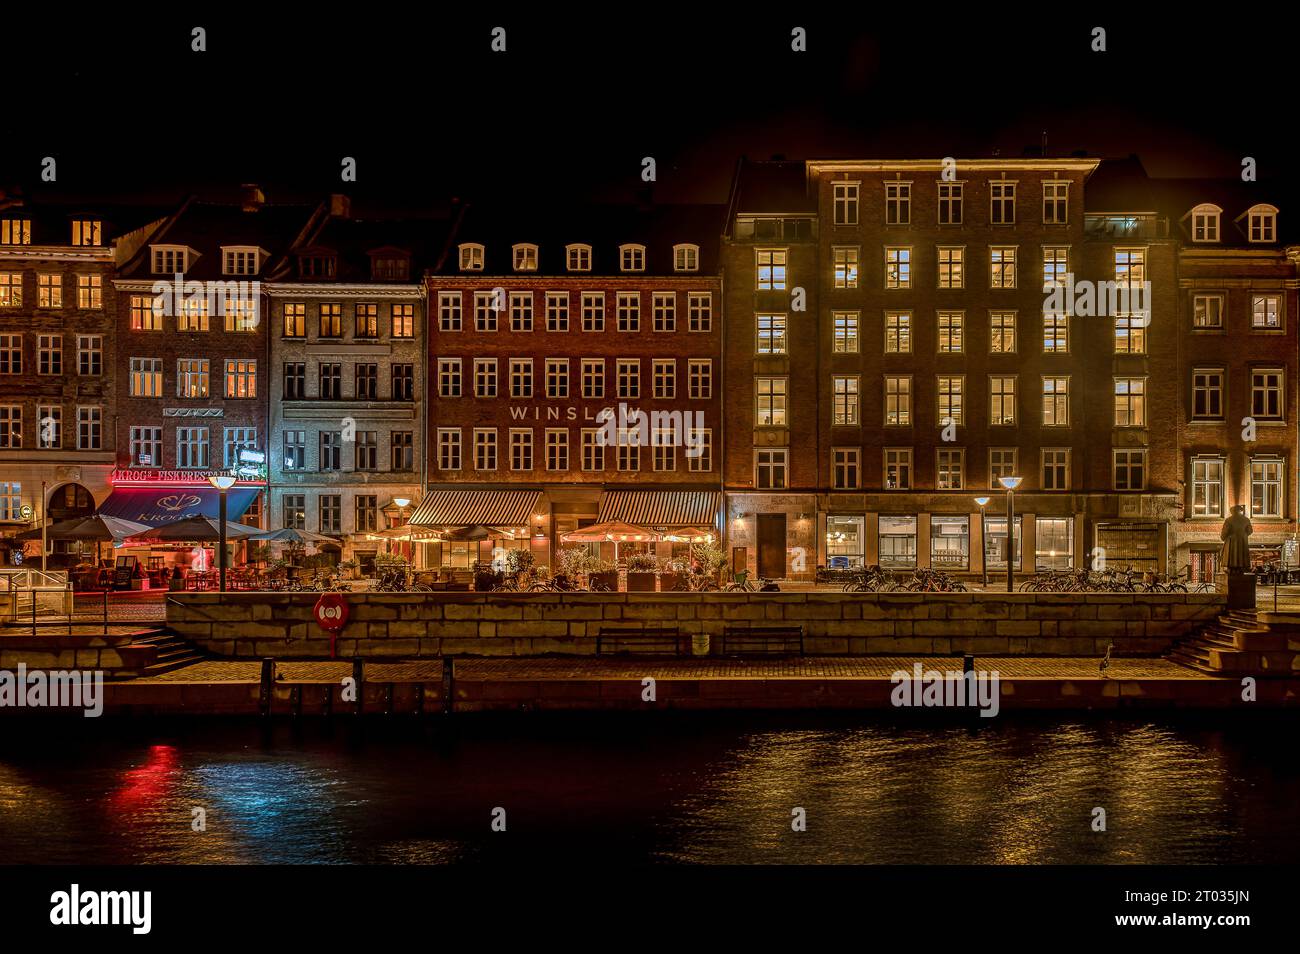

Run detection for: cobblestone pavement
[[127, 655, 1209, 683]]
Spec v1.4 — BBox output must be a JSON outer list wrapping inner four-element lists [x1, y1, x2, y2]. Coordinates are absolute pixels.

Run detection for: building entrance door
[[1190, 550, 1217, 583], [757, 513, 786, 579]]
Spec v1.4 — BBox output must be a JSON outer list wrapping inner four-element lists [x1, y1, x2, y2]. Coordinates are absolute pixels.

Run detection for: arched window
[[1190, 204, 1221, 243]]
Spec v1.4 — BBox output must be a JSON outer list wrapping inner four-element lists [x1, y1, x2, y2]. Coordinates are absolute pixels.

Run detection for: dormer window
[[222, 246, 262, 276], [297, 254, 336, 278], [1, 219, 31, 245], [620, 244, 646, 272], [513, 243, 538, 272], [151, 245, 190, 275], [459, 243, 484, 271], [71, 219, 102, 246], [566, 244, 591, 272], [1246, 204, 1278, 243], [371, 255, 409, 280], [674, 244, 699, 272], [1191, 204, 1221, 243]]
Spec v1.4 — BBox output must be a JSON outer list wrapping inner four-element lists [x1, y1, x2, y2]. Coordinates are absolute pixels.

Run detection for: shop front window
[[984, 516, 1023, 571], [826, 515, 865, 569], [930, 515, 969, 570], [879, 515, 917, 569], [1035, 517, 1074, 571]]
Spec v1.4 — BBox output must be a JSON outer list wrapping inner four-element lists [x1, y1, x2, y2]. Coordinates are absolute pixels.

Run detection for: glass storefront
[[983, 515, 1023, 571], [1034, 517, 1074, 571], [826, 515, 865, 568], [930, 515, 969, 570], [879, 515, 917, 569]]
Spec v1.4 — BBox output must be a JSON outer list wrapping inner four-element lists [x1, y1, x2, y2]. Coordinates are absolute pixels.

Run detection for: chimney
[[329, 193, 351, 218], [240, 183, 265, 212]]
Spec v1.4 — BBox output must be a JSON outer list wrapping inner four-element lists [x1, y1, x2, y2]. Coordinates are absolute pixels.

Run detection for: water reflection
[[0, 715, 1295, 864]]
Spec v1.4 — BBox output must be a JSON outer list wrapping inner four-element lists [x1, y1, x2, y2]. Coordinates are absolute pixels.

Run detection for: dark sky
[[5, 10, 1285, 211]]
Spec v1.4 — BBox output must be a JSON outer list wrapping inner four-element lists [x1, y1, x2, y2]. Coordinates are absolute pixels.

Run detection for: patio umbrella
[[441, 524, 503, 542], [60, 516, 154, 542], [370, 525, 445, 541], [657, 526, 716, 565], [560, 520, 660, 563], [248, 527, 341, 546], [133, 516, 262, 542], [11, 519, 84, 541]]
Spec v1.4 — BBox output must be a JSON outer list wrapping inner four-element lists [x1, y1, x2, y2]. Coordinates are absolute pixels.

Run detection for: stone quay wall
[[164, 591, 1226, 660]]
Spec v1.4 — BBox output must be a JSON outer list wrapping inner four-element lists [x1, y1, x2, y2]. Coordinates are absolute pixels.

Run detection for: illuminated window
[[1192, 294, 1223, 329], [38, 273, 62, 307], [1250, 457, 1285, 517], [0, 273, 22, 308], [755, 376, 787, 426], [833, 246, 859, 288], [937, 247, 963, 288], [1043, 312, 1069, 353], [177, 359, 210, 398], [757, 248, 787, 290], [1042, 376, 1070, 426], [355, 303, 379, 338], [1043, 247, 1069, 287], [989, 375, 1016, 425], [284, 303, 307, 337], [129, 357, 162, 396], [990, 246, 1017, 288], [1, 219, 31, 245], [512, 243, 538, 271], [937, 375, 963, 425], [937, 448, 964, 490], [757, 314, 787, 354], [76, 274, 102, 309], [937, 312, 964, 353], [225, 359, 257, 399], [885, 247, 911, 288], [834, 312, 859, 353], [885, 312, 910, 353], [884, 376, 911, 425], [833, 375, 859, 425], [1252, 294, 1282, 329], [458, 243, 484, 271], [1191, 457, 1224, 516], [71, 220, 102, 246], [990, 311, 1016, 353]]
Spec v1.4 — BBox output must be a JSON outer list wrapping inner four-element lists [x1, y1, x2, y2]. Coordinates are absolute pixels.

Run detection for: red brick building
[[418, 202, 725, 570]]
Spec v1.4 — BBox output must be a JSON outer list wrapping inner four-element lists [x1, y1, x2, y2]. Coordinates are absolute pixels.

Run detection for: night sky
[[5, 11, 1284, 210]]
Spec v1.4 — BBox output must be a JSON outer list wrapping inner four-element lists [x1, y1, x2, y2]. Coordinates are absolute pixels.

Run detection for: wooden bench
[[721, 626, 804, 656], [596, 627, 690, 656]]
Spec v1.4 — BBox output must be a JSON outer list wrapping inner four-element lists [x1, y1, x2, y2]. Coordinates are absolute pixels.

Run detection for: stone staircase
[[117, 628, 208, 678], [1166, 609, 1300, 676]]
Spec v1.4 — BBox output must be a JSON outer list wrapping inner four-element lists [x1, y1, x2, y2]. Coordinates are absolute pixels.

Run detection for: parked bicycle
[[726, 570, 780, 592], [842, 564, 901, 592], [900, 567, 967, 592], [373, 567, 430, 592]]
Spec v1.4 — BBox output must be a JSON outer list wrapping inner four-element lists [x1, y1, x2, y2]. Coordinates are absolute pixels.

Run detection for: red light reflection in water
[[110, 745, 180, 810]]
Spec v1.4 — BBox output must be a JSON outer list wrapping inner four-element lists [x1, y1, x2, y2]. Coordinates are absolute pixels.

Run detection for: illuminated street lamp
[[208, 473, 237, 592], [998, 477, 1023, 592], [973, 496, 991, 587], [392, 497, 411, 561]]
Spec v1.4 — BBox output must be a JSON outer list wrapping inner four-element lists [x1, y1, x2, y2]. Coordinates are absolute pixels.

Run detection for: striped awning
[[409, 490, 541, 529], [598, 491, 722, 528]]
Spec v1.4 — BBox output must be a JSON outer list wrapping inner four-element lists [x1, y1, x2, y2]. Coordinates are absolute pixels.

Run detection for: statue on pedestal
[[1220, 505, 1253, 574]]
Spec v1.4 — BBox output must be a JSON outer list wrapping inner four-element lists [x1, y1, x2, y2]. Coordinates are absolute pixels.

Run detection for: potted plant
[[338, 558, 359, 580], [556, 546, 588, 587], [586, 557, 619, 593], [626, 552, 659, 592], [662, 557, 691, 592], [168, 565, 186, 591]]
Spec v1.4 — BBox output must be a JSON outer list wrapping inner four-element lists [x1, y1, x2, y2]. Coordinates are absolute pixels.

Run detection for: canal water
[[1, 714, 1296, 864]]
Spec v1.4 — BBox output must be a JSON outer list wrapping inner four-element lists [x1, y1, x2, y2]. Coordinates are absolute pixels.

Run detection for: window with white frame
[[546, 358, 570, 398], [990, 246, 1017, 288], [438, 358, 462, 397], [510, 358, 533, 398], [1043, 247, 1069, 287], [473, 291, 497, 332], [619, 244, 645, 272], [438, 291, 463, 331], [225, 359, 257, 398], [652, 359, 674, 399], [546, 291, 569, 331], [989, 375, 1016, 425], [510, 430, 533, 471], [885, 247, 911, 288], [512, 244, 538, 271], [832, 447, 860, 489], [937, 247, 963, 288], [581, 359, 604, 399], [283, 430, 305, 470], [1247, 204, 1277, 243], [1190, 204, 1220, 242], [546, 429, 569, 471], [617, 359, 640, 399], [0, 273, 22, 309], [834, 312, 859, 353], [755, 376, 787, 426], [885, 182, 911, 225], [616, 431, 639, 472], [652, 429, 675, 472], [1251, 368, 1284, 419], [77, 274, 102, 309], [458, 243, 484, 271], [37, 334, 62, 375], [674, 244, 699, 272], [151, 246, 188, 274], [990, 311, 1017, 353], [1114, 377, 1147, 426], [129, 357, 162, 396], [1041, 448, 1070, 491], [1111, 448, 1145, 491], [474, 429, 498, 471], [937, 182, 963, 224], [755, 448, 788, 489], [38, 273, 62, 308], [1191, 456, 1224, 516], [76, 406, 102, 450], [1251, 294, 1281, 329], [885, 376, 911, 425], [833, 182, 859, 225], [1042, 376, 1069, 425], [688, 428, 712, 472], [652, 292, 675, 331], [688, 359, 711, 399], [0, 482, 20, 520], [616, 291, 640, 331], [937, 448, 964, 490], [937, 375, 963, 425], [177, 358, 209, 398], [833, 246, 859, 288], [1192, 368, 1224, 420], [474, 358, 498, 398], [0, 406, 21, 448], [509, 291, 533, 332], [937, 311, 964, 353], [757, 314, 787, 354], [581, 429, 603, 472], [130, 426, 161, 466], [990, 181, 1016, 224], [757, 248, 787, 290], [1043, 311, 1069, 352], [884, 448, 911, 490], [222, 247, 260, 275], [687, 292, 712, 331], [989, 448, 1017, 485], [1250, 457, 1284, 517], [223, 427, 256, 467], [1042, 180, 1069, 224], [37, 405, 60, 449], [1193, 293, 1223, 329], [566, 244, 592, 272], [885, 312, 911, 353], [438, 429, 462, 470], [833, 375, 859, 425]]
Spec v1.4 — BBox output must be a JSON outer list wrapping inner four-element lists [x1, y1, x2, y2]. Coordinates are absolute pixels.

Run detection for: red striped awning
[[597, 491, 722, 528], [409, 490, 541, 529]]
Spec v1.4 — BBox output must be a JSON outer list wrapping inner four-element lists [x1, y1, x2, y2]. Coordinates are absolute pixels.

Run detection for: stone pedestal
[[1226, 571, 1256, 610]]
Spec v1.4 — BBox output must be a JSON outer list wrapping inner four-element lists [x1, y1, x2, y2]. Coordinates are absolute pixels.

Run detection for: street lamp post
[[393, 497, 411, 562], [997, 477, 1023, 593], [973, 497, 991, 588], [208, 474, 237, 593]]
